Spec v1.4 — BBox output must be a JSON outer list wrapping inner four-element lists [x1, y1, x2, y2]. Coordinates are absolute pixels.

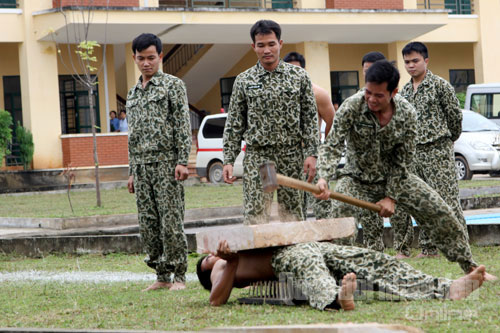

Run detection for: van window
[[202, 117, 226, 139], [471, 93, 500, 119]]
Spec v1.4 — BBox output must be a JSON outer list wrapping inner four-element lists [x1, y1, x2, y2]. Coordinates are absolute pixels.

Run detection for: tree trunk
[[88, 86, 101, 207]]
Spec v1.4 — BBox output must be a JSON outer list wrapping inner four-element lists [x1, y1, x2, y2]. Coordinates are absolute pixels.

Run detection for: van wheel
[[455, 156, 472, 180], [208, 162, 224, 184]]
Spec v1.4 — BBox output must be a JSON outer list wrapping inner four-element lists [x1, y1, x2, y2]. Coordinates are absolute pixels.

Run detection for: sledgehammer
[[259, 162, 381, 213]]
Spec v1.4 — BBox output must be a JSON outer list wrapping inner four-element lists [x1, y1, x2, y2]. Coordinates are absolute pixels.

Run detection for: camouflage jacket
[[401, 70, 462, 144], [126, 70, 192, 171], [318, 91, 417, 200], [223, 60, 319, 165]]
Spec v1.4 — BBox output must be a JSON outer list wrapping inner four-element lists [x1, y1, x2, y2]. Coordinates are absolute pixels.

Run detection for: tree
[[15, 122, 34, 170], [0, 109, 13, 166], [51, 0, 110, 207]]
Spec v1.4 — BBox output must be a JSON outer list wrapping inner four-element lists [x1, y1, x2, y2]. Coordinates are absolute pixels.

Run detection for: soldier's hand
[[223, 164, 237, 184], [127, 175, 134, 194], [314, 178, 331, 200], [376, 197, 395, 217], [214, 240, 238, 261], [303, 156, 317, 183], [175, 164, 189, 181]]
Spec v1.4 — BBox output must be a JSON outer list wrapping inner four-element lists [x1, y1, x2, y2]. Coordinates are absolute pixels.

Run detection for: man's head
[[109, 110, 117, 119], [364, 60, 399, 113], [196, 255, 217, 291], [283, 52, 305, 68], [119, 110, 126, 119], [132, 33, 163, 80], [361, 51, 386, 77], [250, 20, 283, 70], [402, 42, 429, 80]]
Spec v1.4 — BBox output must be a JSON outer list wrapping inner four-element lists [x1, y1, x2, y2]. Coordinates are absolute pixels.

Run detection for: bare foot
[[449, 265, 485, 300], [169, 282, 186, 290], [142, 281, 172, 292], [337, 273, 356, 311], [395, 253, 410, 259], [484, 271, 498, 282]]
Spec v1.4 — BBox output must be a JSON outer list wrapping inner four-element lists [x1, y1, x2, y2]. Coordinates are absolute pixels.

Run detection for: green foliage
[[75, 40, 101, 72], [456, 92, 466, 109], [0, 109, 13, 165], [15, 122, 34, 170]]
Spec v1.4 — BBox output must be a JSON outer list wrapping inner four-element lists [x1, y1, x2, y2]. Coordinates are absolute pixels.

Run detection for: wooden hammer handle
[[276, 174, 382, 213]]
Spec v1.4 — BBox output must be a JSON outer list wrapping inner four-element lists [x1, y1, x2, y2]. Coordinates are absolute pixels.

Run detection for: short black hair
[[110, 111, 117, 116], [131, 33, 162, 55], [361, 51, 386, 66], [196, 255, 212, 291], [283, 52, 305, 68], [250, 20, 281, 43], [120, 110, 126, 115], [365, 60, 400, 92], [402, 41, 428, 59]]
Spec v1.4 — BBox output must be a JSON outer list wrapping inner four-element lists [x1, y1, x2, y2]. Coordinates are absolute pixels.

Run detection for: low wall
[[61, 133, 128, 168]]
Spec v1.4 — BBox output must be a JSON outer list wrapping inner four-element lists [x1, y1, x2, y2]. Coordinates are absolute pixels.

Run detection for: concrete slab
[[196, 218, 356, 253]]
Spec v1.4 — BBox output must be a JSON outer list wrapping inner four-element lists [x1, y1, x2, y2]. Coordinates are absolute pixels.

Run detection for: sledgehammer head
[[260, 162, 279, 193]]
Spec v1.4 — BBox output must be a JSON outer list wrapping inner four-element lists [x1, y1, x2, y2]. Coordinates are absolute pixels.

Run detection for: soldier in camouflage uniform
[[391, 42, 468, 259], [284, 51, 335, 221], [126, 33, 191, 291], [223, 20, 319, 224], [315, 60, 478, 273], [197, 240, 486, 310]]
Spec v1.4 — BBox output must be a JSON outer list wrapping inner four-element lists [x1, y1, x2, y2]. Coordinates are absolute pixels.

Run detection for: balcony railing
[[0, 0, 17, 8], [417, 0, 474, 14], [158, 0, 294, 9]]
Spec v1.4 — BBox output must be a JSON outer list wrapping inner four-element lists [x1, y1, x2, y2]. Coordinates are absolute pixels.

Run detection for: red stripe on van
[[197, 148, 223, 152]]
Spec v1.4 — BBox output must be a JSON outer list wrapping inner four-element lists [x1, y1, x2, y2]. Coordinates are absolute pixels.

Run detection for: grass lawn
[[0, 246, 499, 332], [1, 178, 500, 218]]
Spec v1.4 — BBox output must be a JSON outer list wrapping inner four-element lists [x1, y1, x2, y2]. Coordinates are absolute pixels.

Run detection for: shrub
[[15, 122, 34, 170], [456, 92, 466, 109], [0, 109, 13, 166]]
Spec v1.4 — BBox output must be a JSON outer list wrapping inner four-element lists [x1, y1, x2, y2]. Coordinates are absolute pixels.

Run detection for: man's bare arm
[[313, 84, 335, 138], [209, 240, 239, 306]]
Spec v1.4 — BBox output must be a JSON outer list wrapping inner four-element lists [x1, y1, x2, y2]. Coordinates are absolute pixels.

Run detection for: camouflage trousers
[[330, 174, 477, 272], [302, 173, 333, 220], [132, 161, 188, 283], [391, 139, 468, 258], [243, 145, 305, 225], [271, 242, 453, 310]]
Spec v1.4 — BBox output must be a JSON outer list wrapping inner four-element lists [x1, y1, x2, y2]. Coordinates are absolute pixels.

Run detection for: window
[[450, 69, 475, 93], [470, 93, 500, 119], [2, 76, 23, 166], [445, 0, 472, 14], [330, 71, 359, 105], [202, 117, 226, 139], [220, 76, 236, 111], [58, 76, 100, 134]]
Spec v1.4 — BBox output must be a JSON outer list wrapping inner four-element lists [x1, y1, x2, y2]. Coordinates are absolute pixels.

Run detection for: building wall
[[326, 0, 404, 9], [425, 43, 475, 82], [61, 133, 128, 167], [52, 0, 139, 7], [0, 43, 20, 110]]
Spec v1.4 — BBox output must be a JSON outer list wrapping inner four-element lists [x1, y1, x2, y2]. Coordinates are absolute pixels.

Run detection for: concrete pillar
[[296, 0, 325, 9], [296, 41, 331, 97], [139, 0, 159, 7], [125, 42, 141, 92], [18, 0, 63, 169], [388, 41, 411, 89], [97, 45, 118, 133], [403, 0, 417, 9], [473, 0, 500, 83]]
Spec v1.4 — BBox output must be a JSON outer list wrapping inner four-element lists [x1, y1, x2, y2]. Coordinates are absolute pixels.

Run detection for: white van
[[465, 83, 500, 126], [195, 113, 244, 184]]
